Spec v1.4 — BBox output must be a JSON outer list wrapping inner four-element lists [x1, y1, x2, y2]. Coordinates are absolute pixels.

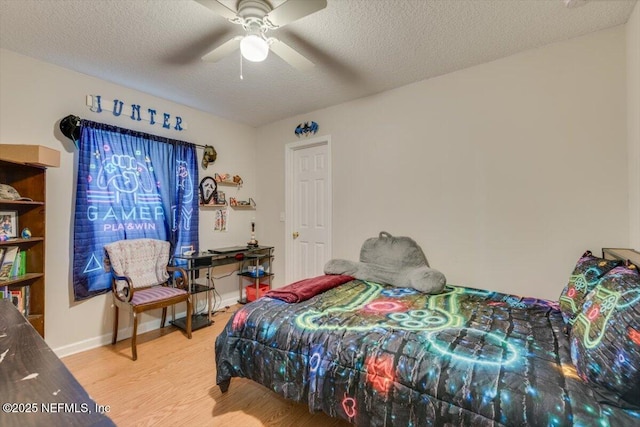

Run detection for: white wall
[[628, 1, 640, 250], [0, 49, 257, 355], [256, 26, 629, 301]]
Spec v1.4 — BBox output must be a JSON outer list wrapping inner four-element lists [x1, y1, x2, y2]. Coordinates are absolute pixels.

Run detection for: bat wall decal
[[295, 121, 319, 137]]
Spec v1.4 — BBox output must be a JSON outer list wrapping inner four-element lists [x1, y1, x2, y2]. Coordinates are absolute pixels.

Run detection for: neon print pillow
[[558, 251, 620, 325], [570, 263, 640, 408]]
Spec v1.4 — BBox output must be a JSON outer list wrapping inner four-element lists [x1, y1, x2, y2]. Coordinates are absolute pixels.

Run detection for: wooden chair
[[104, 238, 192, 361]]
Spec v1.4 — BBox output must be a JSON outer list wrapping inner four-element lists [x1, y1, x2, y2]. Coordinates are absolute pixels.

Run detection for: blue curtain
[[72, 120, 199, 301]]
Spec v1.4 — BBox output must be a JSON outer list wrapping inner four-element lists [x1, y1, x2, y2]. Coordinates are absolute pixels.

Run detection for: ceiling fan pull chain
[[240, 50, 244, 80]]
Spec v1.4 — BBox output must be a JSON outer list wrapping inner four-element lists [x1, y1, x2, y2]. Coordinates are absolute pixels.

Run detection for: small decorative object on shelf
[[214, 173, 243, 188], [216, 191, 226, 205], [230, 198, 256, 208], [248, 221, 258, 247], [214, 173, 231, 183], [21, 227, 32, 239]]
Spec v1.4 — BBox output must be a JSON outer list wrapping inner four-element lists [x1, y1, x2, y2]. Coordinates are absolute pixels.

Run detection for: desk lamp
[[248, 220, 259, 247]]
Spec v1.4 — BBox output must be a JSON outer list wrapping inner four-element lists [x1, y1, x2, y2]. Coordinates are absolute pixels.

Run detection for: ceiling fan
[[195, 0, 327, 70]]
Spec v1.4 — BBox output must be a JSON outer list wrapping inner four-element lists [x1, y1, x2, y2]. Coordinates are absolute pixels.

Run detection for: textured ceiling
[[0, 0, 637, 127]]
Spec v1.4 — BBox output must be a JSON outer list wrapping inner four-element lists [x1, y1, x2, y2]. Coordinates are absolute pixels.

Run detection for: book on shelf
[[10, 251, 19, 276], [10, 289, 23, 314], [23, 286, 29, 315], [9, 286, 29, 316], [19, 250, 26, 275], [0, 285, 9, 299], [0, 246, 19, 281], [10, 250, 26, 276]]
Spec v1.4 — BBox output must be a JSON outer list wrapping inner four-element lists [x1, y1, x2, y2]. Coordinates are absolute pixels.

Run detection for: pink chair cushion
[[131, 286, 187, 306]]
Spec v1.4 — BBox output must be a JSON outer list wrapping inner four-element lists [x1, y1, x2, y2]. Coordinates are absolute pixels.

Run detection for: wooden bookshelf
[[0, 148, 58, 338]]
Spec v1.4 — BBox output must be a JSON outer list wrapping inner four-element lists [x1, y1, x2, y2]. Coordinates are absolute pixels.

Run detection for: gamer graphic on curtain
[[72, 120, 199, 301]]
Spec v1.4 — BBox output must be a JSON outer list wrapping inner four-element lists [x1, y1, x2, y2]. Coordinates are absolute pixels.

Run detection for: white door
[[285, 136, 331, 284]]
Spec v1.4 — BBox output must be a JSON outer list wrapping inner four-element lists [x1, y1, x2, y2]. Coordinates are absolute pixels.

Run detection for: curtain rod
[[59, 115, 209, 149]]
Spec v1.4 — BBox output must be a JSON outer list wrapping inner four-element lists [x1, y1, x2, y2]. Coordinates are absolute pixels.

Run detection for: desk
[[171, 245, 274, 330], [0, 300, 115, 427]]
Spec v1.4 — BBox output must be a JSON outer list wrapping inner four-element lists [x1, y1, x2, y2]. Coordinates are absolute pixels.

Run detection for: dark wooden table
[[0, 299, 115, 426]]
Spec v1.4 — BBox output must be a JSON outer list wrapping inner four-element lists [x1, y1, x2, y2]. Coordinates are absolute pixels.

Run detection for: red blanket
[[264, 274, 354, 303]]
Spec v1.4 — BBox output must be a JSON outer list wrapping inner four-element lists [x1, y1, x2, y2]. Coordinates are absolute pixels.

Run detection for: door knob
[[292, 232, 299, 239]]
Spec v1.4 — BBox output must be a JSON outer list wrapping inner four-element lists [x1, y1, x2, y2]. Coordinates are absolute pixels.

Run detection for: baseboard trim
[[56, 294, 239, 358]]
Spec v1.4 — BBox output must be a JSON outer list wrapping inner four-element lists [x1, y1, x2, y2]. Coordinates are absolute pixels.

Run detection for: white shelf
[[199, 203, 227, 209], [217, 180, 241, 188]]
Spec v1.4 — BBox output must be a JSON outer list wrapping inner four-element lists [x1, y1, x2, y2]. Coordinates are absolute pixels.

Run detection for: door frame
[[284, 135, 332, 284]]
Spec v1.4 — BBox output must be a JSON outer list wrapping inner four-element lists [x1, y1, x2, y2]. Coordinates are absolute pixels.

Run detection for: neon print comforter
[[215, 279, 639, 426]]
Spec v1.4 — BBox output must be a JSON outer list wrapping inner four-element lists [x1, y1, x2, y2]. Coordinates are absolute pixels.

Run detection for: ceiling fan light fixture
[[240, 35, 269, 62]]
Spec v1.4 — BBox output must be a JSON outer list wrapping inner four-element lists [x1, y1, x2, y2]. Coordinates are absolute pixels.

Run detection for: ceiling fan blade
[[266, 0, 327, 28], [269, 39, 314, 71], [201, 37, 241, 62], [194, 0, 238, 21]]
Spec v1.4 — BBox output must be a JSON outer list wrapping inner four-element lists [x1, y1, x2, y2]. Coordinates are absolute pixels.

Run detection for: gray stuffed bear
[[324, 231, 446, 294]]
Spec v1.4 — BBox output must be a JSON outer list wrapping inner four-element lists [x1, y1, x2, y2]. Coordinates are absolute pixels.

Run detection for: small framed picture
[[216, 191, 226, 205], [0, 211, 18, 238]]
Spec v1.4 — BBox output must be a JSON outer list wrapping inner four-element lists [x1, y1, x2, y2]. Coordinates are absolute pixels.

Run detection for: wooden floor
[[63, 306, 351, 427]]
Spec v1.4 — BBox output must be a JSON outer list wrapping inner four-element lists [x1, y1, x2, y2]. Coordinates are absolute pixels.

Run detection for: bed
[[215, 279, 638, 426]]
